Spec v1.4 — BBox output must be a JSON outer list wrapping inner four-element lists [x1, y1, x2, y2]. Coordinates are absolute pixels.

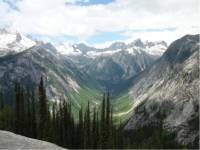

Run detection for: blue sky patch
[[67, 0, 114, 6], [86, 31, 128, 44]]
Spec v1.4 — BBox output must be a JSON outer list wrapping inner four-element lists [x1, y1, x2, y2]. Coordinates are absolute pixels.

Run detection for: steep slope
[[123, 34, 199, 146], [58, 39, 166, 93], [56, 39, 167, 73], [0, 43, 101, 115], [85, 49, 156, 93], [0, 130, 65, 149]]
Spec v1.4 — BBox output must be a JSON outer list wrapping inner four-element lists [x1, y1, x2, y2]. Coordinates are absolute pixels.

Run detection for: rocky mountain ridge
[[56, 38, 167, 57], [124, 34, 199, 146]]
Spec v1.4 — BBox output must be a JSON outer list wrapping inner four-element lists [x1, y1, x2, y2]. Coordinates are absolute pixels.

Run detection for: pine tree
[[78, 107, 84, 148], [101, 93, 106, 124], [105, 92, 111, 148], [58, 99, 64, 146], [51, 102, 56, 143], [26, 95, 31, 137], [63, 100, 69, 147], [0, 92, 4, 110], [84, 101, 91, 148], [100, 93, 107, 148], [92, 107, 99, 149], [31, 90, 37, 138], [19, 86, 25, 135], [55, 101, 61, 145], [14, 82, 25, 135], [110, 107, 114, 148], [46, 102, 51, 141], [106, 92, 110, 126], [15, 82, 20, 134], [38, 77, 48, 140], [96, 111, 100, 148]]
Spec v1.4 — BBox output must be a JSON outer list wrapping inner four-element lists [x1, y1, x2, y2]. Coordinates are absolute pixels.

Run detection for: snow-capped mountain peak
[[55, 39, 167, 58], [0, 28, 36, 56], [143, 40, 167, 56], [127, 39, 168, 56], [55, 42, 82, 56], [129, 39, 145, 48]]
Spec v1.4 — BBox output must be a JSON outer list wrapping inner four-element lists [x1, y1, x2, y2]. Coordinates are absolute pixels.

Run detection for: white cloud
[[123, 26, 200, 45], [65, 0, 89, 4], [0, 0, 199, 43]]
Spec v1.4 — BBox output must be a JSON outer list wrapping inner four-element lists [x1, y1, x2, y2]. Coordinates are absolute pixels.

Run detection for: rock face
[[0, 42, 100, 108], [0, 130, 65, 149], [124, 34, 199, 146], [59, 39, 167, 84], [62, 39, 165, 93], [84, 49, 156, 93]]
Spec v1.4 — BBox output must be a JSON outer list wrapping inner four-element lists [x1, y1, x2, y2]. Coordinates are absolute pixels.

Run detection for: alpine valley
[[0, 28, 167, 115], [0, 28, 199, 148]]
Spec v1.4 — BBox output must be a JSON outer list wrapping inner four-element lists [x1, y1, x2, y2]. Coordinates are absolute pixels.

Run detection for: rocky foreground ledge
[[0, 130, 65, 149]]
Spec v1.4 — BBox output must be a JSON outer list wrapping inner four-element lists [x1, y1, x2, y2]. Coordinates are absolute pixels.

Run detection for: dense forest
[[0, 77, 195, 149]]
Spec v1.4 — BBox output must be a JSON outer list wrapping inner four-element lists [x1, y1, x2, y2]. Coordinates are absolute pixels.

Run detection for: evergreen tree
[[31, 90, 37, 138], [1, 79, 190, 149], [100, 93, 106, 148], [15, 82, 20, 134], [57, 99, 64, 146], [55, 102, 61, 145], [19, 86, 25, 134], [14, 82, 25, 135], [78, 107, 84, 148], [51, 102, 57, 143], [63, 100, 68, 147], [26, 95, 32, 137], [0, 92, 4, 110], [96, 111, 100, 148], [106, 92, 110, 126], [0, 106, 14, 131], [105, 92, 111, 148], [84, 101, 91, 148], [92, 107, 100, 149], [38, 77, 48, 140]]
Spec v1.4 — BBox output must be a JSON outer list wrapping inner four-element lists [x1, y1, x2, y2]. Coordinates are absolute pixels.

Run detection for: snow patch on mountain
[[0, 29, 36, 55], [145, 43, 167, 56], [56, 39, 167, 58], [87, 49, 121, 57], [56, 42, 82, 56], [125, 47, 143, 55]]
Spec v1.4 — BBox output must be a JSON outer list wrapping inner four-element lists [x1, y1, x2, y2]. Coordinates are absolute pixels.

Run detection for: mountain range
[[0, 29, 167, 110], [0, 28, 199, 145]]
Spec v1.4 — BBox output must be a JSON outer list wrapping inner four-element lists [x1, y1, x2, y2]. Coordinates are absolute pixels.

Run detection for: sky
[[0, 0, 199, 46]]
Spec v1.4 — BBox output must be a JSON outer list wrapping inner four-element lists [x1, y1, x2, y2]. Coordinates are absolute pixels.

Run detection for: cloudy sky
[[0, 0, 199, 45]]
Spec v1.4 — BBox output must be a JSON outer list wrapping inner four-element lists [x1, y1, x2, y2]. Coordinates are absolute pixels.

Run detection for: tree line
[[0, 77, 125, 149], [0, 77, 198, 149]]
